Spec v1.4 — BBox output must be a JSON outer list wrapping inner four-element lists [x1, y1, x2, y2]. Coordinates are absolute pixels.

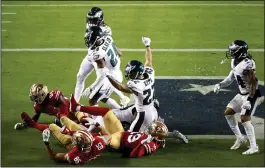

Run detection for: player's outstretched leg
[[21, 112, 49, 132], [70, 94, 124, 134], [49, 123, 72, 149], [60, 116, 82, 131], [224, 108, 247, 150]]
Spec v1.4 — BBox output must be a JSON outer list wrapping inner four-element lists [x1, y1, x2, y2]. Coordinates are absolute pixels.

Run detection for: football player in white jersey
[[74, 7, 129, 107], [104, 37, 188, 144], [214, 40, 264, 155], [80, 26, 125, 109], [105, 37, 157, 132]]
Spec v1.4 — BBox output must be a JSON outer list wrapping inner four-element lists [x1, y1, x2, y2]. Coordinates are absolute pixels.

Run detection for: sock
[[80, 106, 110, 116], [242, 121, 257, 148], [74, 79, 86, 102], [106, 98, 121, 109], [33, 123, 49, 132], [225, 115, 243, 139]]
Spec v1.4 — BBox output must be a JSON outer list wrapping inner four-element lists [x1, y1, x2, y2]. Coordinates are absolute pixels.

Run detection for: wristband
[[44, 141, 50, 146]]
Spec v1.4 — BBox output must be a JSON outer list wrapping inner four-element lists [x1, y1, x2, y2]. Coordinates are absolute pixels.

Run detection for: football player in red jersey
[[119, 121, 168, 158], [14, 84, 74, 131], [41, 115, 110, 164]]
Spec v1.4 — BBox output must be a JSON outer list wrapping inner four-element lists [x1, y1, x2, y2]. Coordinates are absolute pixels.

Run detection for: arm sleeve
[[129, 141, 159, 158], [129, 144, 146, 158], [219, 70, 235, 88]]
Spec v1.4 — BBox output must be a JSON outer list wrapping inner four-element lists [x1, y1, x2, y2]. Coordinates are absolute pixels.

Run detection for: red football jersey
[[33, 90, 70, 116], [120, 132, 160, 156], [66, 136, 107, 164]]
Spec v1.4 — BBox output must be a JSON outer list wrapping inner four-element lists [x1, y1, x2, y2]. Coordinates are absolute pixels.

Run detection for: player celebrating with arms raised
[[214, 40, 264, 155], [104, 37, 158, 132]]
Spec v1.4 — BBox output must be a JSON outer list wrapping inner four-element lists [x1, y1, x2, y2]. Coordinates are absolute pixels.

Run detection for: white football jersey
[[231, 58, 258, 94], [127, 67, 155, 112], [85, 36, 121, 72], [85, 24, 112, 37]]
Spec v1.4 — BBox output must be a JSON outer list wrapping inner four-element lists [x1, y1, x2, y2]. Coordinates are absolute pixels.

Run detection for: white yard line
[[1, 30, 7, 32], [1, 4, 264, 7], [1, 21, 12, 23], [155, 76, 264, 85], [1, 48, 264, 52], [1, 12, 16, 14]]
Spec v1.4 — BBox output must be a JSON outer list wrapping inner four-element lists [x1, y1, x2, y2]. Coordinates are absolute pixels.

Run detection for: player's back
[[33, 90, 69, 115], [127, 66, 155, 112], [97, 36, 121, 71], [231, 58, 258, 94], [120, 132, 148, 150]]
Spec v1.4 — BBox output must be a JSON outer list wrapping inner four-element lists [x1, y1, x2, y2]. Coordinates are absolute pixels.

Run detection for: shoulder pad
[[127, 80, 144, 94], [49, 90, 62, 101], [242, 58, 255, 70]]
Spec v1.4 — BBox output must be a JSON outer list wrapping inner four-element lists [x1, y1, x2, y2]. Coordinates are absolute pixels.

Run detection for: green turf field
[[1, 1, 264, 167]]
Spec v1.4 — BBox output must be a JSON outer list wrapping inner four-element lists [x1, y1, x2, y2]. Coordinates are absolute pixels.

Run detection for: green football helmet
[[124, 60, 144, 80]]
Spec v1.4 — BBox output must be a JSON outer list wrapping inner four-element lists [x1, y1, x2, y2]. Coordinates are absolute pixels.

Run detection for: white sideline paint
[[1, 21, 12, 23], [1, 4, 264, 7], [1, 12, 16, 14], [156, 76, 265, 85], [1, 48, 264, 52], [158, 76, 264, 139]]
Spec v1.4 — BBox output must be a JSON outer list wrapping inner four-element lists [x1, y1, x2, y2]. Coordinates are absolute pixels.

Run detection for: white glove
[[141, 134, 153, 144], [82, 117, 97, 126], [142, 37, 151, 47], [213, 83, 221, 94], [242, 101, 251, 110], [81, 87, 92, 98], [42, 128, 50, 142]]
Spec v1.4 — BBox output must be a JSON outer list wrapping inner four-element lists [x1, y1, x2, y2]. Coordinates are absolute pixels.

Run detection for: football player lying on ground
[[49, 107, 169, 158], [214, 40, 264, 155], [14, 84, 87, 131], [14, 84, 72, 130], [70, 93, 188, 145], [42, 116, 110, 164]]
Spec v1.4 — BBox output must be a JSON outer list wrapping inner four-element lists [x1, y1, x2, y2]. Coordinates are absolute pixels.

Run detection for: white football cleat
[[242, 146, 259, 155], [230, 137, 247, 150], [120, 96, 130, 107], [14, 122, 27, 130], [172, 130, 189, 144]]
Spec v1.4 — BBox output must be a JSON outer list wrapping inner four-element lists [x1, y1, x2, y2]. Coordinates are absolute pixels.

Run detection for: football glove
[[81, 87, 92, 98], [82, 117, 97, 126], [42, 128, 50, 142], [141, 134, 153, 144], [242, 101, 251, 110], [142, 37, 151, 47], [213, 83, 221, 94]]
